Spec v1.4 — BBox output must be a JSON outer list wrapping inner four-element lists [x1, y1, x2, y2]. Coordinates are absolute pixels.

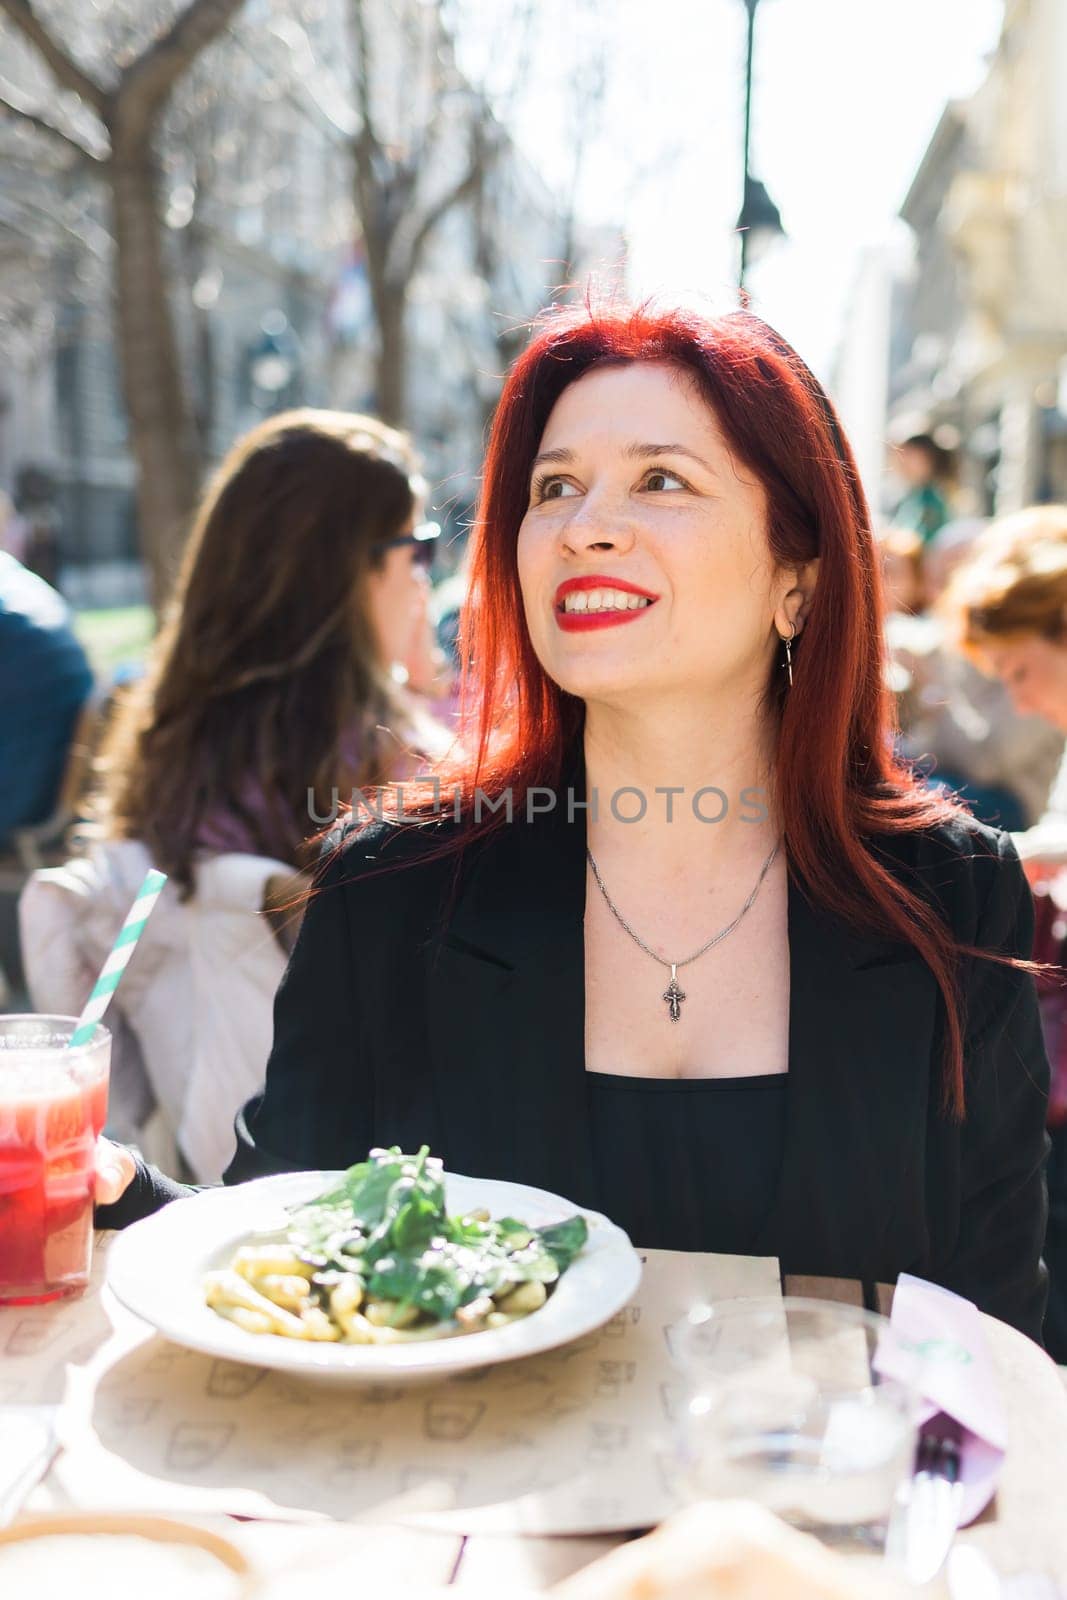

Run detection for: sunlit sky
[[461, 0, 1005, 380]]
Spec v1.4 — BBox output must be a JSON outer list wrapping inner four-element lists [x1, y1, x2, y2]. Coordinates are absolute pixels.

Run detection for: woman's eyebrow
[[528, 442, 718, 476], [529, 447, 573, 472], [623, 442, 717, 474]]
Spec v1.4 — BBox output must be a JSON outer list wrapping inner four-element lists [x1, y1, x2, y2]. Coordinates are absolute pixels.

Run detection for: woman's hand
[[93, 1137, 137, 1206]]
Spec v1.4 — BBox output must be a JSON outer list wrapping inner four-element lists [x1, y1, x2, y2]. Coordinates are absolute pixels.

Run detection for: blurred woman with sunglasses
[[106, 408, 450, 886], [20, 409, 450, 1181]]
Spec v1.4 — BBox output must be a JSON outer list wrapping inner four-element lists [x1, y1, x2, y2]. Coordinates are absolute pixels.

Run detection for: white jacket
[[18, 839, 290, 1182]]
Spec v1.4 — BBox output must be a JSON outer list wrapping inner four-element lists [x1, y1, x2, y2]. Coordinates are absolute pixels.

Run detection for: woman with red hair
[[96, 302, 1051, 1343]]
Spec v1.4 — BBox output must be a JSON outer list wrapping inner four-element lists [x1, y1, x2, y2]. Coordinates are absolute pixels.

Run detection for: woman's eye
[[643, 468, 687, 492], [535, 476, 579, 501]]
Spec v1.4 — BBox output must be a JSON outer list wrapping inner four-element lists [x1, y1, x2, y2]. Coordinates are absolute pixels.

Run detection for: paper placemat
[[1, 1233, 780, 1535]]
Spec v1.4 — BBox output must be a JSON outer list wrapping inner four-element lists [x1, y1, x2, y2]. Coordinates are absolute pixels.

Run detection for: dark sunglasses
[[372, 519, 441, 570]]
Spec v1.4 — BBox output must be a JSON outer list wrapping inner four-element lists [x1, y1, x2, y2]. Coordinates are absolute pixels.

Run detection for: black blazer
[[225, 784, 1051, 1344]]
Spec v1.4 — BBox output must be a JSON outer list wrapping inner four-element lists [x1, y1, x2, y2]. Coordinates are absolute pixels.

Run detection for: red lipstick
[[554, 574, 659, 633]]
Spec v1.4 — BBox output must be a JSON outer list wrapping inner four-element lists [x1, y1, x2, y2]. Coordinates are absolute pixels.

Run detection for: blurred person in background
[[19, 409, 450, 1182], [891, 432, 954, 545], [883, 516, 1063, 831], [0, 547, 94, 852], [939, 504, 1067, 1360], [922, 517, 991, 598], [876, 524, 925, 617], [877, 523, 931, 739], [395, 517, 460, 724], [937, 507, 1067, 859], [13, 464, 62, 588], [0, 488, 29, 563]]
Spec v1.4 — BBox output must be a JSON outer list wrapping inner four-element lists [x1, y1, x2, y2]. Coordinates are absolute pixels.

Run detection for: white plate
[[106, 1170, 642, 1384]]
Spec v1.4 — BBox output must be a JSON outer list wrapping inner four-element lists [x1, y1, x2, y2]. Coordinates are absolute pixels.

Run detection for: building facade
[[888, 0, 1067, 517]]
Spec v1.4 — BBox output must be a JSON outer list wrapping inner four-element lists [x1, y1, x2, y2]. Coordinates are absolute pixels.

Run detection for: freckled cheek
[[672, 543, 752, 618], [672, 564, 767, 663], [516, 528, 554, 611], [515, 566, 547, 640]]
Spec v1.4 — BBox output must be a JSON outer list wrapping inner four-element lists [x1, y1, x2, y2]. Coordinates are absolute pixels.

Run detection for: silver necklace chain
[[585, 839, 782, 1021]]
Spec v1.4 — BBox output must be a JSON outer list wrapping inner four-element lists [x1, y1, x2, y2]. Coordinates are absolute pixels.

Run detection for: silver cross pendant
[[662, 964, 686, 1022]]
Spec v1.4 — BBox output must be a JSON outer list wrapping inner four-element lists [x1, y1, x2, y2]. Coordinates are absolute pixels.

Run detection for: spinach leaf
[[287, 1199, 364, 1266], [504, 1237, 561, 1285], [302, 1163, 371, 1211], [493, 1217, 535, 1250], [389, 1183, 444, 1255], [345, 1148, 414, 1228], [445, 1213, 494, 1249], [535, 1216, 589, 1275], [360, 1148, 447, 1258], [368, 1249, 470, 1322]]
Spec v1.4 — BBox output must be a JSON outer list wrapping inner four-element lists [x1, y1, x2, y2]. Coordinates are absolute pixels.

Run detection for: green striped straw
[[68, 868, 169, 1049]]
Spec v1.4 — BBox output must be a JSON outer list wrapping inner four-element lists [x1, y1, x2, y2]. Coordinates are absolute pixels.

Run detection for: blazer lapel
[[426, 793, 600, 1208], [752, 869, 938, 1276]]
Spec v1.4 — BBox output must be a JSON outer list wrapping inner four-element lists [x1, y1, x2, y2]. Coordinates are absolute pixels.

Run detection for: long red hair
[[344, 299, 1029, 1116]]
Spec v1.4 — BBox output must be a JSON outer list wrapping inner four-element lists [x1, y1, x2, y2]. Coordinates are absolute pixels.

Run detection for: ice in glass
[[0, 1016, 111, 1304]]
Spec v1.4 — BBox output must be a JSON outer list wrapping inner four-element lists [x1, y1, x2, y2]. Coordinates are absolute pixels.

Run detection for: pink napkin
[[874, 1272, 1007, 1524]]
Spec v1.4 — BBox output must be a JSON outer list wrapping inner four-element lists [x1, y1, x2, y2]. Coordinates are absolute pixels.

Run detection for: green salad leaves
[[285, 1146, 589, 1330]]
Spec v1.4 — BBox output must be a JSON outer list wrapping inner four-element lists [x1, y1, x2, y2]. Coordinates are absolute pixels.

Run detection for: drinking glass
[[669, 1296, 922, 1554], [0, 1015, 111, 1305]]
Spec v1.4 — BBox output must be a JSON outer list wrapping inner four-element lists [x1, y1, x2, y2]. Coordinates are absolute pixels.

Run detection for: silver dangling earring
[[779, 621, 796, 687]]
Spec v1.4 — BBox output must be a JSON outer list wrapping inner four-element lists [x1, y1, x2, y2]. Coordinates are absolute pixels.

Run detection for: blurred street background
[[1, 0, 1064, 645]]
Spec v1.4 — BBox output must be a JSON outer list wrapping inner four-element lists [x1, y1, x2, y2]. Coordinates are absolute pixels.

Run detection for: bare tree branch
[[407, 11, 451, 182], [397, 0, 441, 172], [0, 83, 106, 163], [263, 18, 355, 138], [347, 0, 381, 158], [404, 118, 493, 275], [347, 0, 389, 273], [0, 0, 106, 114], [0, 187, 111, 262], [117, 0, 246, 134]]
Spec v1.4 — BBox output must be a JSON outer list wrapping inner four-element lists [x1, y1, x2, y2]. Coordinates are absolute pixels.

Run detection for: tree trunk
[[108, 143, 201, 609], [184, 220, 217, 458], [374, 279, 409, 427]]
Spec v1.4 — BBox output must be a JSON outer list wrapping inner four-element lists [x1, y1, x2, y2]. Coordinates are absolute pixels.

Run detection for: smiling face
[[980, 632, 1067, 730], [515, 360, 814, 710]]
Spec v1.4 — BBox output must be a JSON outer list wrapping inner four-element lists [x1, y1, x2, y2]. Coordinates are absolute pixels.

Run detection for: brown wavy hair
[[94, 408, 423, 895], [939, 505, 1067, 657]]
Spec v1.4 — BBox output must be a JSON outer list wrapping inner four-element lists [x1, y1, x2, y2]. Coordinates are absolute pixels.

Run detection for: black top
[[587, 1072, 788, 1253], [101, 1071, 793, 1246], [97, 756, 1052, 1346]]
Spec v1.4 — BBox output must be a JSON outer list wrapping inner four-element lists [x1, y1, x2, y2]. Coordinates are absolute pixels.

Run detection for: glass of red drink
[[0, 1015, 111, 1305]]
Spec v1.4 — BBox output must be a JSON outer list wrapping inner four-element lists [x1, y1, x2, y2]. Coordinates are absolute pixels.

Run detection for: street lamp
[[737, 0, 786, 294]]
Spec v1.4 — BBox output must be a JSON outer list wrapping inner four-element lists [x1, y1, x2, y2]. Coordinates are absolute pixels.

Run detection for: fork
[[885, 1423, 965, 1586]]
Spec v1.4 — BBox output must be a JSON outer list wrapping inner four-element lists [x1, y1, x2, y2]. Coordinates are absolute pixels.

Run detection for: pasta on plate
[[203, 1146, 589, 1344]]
